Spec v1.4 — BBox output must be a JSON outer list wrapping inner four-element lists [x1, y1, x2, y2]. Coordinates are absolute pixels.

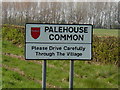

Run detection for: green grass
[[3, 55, 42, 79], [2, 55, 69, 88], [2, 39, 119, 88], [93, 29, 119, 37], [2, 68, 41, 88], [0, 35, 2, 89], [0, 66, 1, 89], [2, 26, 119, 88], [2, 40, 24, 56], [2, 55, 119, 88], [74, 61, 118, 88]]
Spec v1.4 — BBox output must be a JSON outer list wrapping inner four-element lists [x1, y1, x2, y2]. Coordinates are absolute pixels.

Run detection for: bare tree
[[2, 2, 119, 28]]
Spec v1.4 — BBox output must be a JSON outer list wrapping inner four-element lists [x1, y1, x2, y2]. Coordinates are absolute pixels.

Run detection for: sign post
[[25, 23, 93, 88], [42, 60, 46, 89], [69, 60, 74, 89]]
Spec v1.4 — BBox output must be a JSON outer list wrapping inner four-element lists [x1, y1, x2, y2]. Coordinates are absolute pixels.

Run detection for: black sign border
[[25, 23, 93, 61]]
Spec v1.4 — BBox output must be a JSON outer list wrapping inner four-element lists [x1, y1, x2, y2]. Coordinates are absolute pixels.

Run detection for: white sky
[[1, 0, 120, 2]]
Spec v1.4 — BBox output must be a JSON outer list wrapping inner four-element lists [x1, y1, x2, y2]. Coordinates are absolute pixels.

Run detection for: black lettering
[[60, 34, 66, 40], [63, 46, 67, 50], [45, 27, 49, 32], [55, 34, 59, 40], [73, 34, 78, 41], [69, 27, 74, 33], [49, 34, 84, 41], [79, 35, 84, 41], [67, 34, 72, 40], [63, 27, 68, 32], [59, 27, 62, 33], [79, 27, 83, 33], [32, 46, 35, 50], [49, 27, 54, 32], [49, 34, 54, 40], [54, 27, 58, 32], [84, 27, 88, 33], [74, 27, 79, 33]]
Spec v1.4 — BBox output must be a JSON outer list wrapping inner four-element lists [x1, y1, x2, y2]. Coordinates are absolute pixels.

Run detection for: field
[[93, 29, 119, 37], [1, 25, 119, 88]]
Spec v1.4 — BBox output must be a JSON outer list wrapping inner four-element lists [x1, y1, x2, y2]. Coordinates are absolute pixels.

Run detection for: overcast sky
[[1, 0, 120, 2]]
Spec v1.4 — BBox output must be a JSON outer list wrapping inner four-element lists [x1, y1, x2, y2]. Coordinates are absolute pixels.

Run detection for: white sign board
[[25, 24, 92, 60]]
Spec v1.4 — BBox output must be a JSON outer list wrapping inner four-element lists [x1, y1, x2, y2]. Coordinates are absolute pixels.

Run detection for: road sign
[[25, 24, 93, 60]]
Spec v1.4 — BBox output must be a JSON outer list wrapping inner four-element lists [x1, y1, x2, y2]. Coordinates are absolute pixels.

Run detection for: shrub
[[2, 24, 119, 65], [2, 24, 25, 47], [92, 35, 119, 65]]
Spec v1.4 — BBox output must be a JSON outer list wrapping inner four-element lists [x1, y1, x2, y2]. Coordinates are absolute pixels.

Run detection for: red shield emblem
[[31, 27, 40, 39]]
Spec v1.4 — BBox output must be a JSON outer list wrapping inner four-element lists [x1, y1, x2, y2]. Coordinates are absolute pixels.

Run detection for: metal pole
[[69, 60, 74, 90], [42, 60, 46, 90]]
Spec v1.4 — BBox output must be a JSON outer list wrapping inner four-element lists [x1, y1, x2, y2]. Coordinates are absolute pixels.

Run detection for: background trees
[[2, 2, 119, 29]]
